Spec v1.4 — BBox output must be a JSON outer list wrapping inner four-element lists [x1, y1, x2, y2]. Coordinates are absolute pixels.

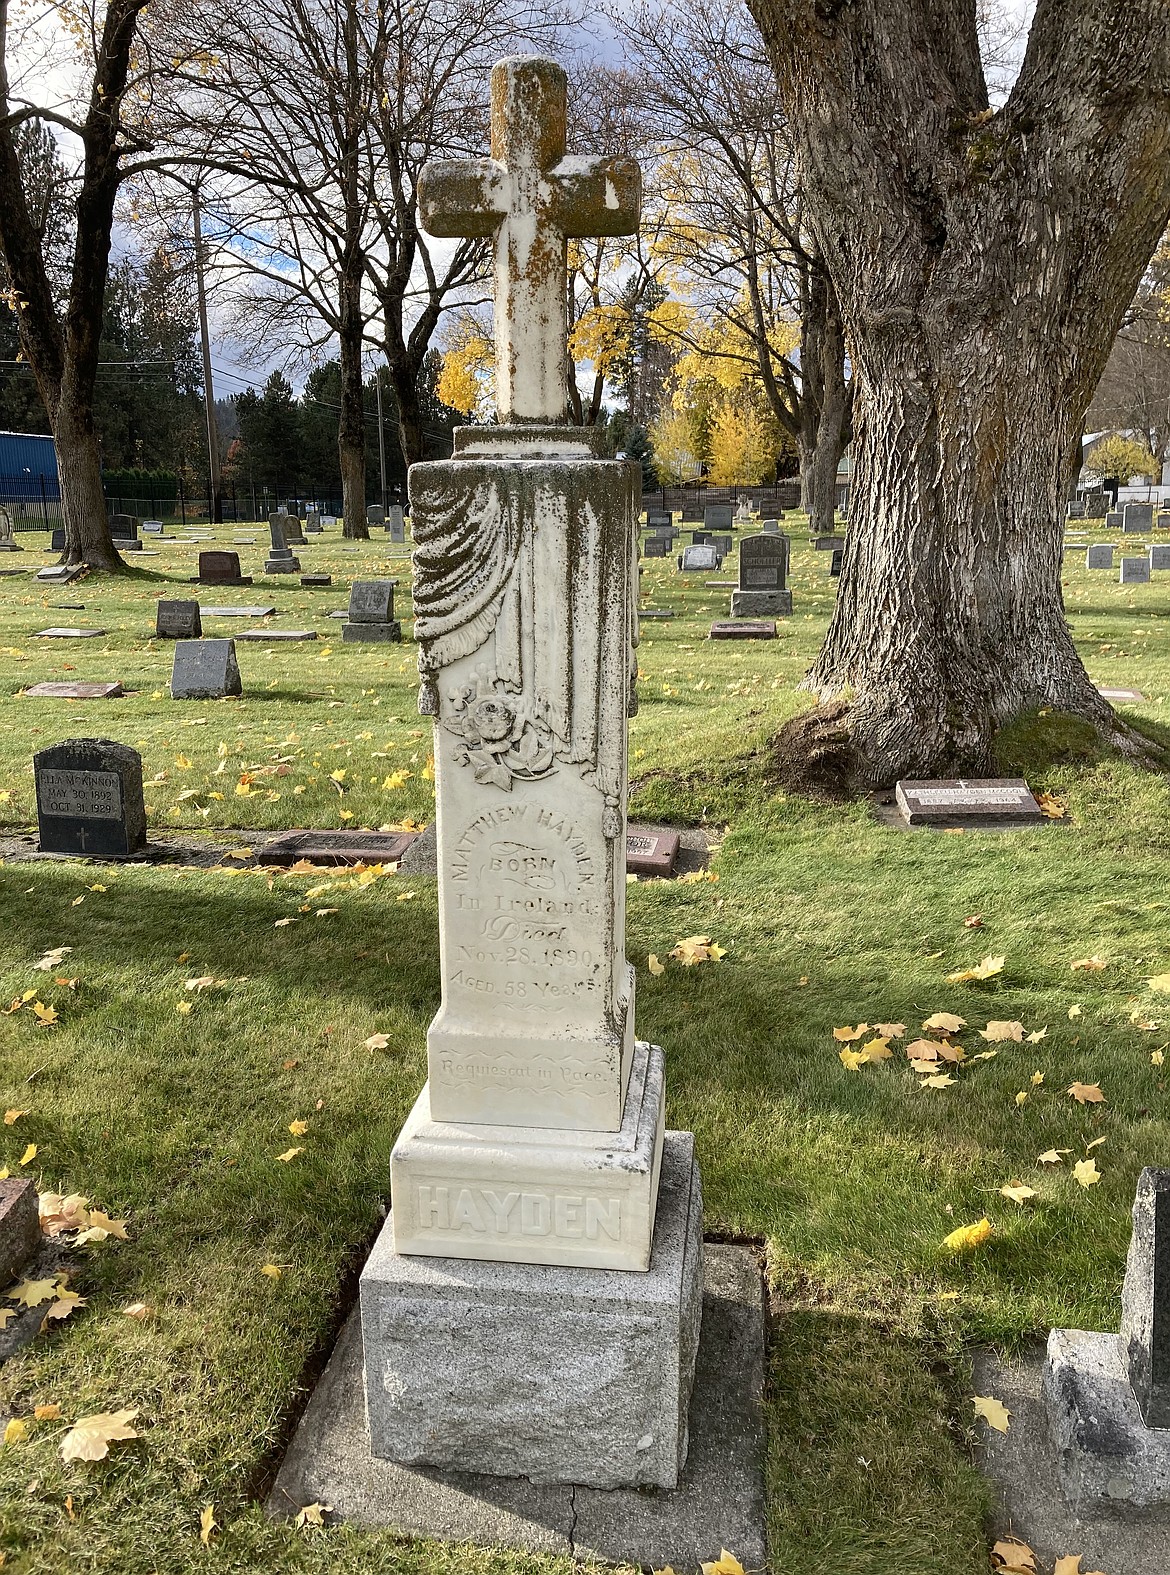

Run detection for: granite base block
[[1044, 1328, 1170, 1510], [341, 621, 402, 642], [362, 1130, 701, 1489], [268, 1239, 764, 1570], [730, 588, 792, 617]]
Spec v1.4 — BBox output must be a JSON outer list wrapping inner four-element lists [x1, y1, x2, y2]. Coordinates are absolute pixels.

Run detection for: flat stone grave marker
[[680, 544, 720, 571], [142, 519, 164, 535], [235, 628, 318, 641], [762, 519, 780, 534], [51, 602, 84, 609], [34, 627, 105, 639], [1124, 502, 1155, 532], [0, 567, 28, 576], [895, 777, 1043, 826], [1099, 686, 1144, 701], [733, 531, 791, 617], [194, 550, 252, 586], [200, 605, 277, 618], [35, 564, 83, 584], [0, 1177, 41, 1285], [1085, 545, 1113, 568], [639, 608, 674, 619], [155, 599, 201, 639], [170, 638, 242, 700], [34, 737, 146, 856], [1121, 556, 1151, 584], [257, 828, 418, 867], [1066, 500, 1087, 518], [626, 827, 680, 877], [812, 535, 844, 551], [644, 536, 668, 557], [301, 574, 332, 587], [25, 681, 123, 700], [1150, 545, 1170, 570], [710, 620, 776, 640], [705, 579, 735, 588]]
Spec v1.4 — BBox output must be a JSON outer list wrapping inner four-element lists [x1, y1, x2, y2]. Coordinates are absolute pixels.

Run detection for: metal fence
[[0, 473, 63, 532]]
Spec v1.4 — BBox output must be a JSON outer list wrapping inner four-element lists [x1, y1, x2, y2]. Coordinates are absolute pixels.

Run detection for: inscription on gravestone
[[155, 600, 201, 639], [732, 531, 791, 618], [34, 739, 146, 856], [895, 777, 1043, 826], [195, 550, 252, 586]]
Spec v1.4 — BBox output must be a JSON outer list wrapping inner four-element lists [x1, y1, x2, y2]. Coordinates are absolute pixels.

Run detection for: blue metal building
[[0, 430, 60, 497]]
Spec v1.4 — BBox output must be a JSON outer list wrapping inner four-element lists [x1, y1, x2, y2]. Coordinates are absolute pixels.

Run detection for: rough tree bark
[[748, 0, 1170, 785], [0, 0, 149, 571]]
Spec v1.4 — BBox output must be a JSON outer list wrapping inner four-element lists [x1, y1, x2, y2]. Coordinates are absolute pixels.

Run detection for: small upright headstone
[[644, 536, 668, 558], [1157, 512, 1170, 532], [762, 518, 780, 534], [34, 738, 146, 856], [50, 527, 65, 551], [300, 573, 332, 587], [342, 580, 402, 643], [387, 504, 406, 541], [710, 620, 776, 640], [271, 511, 305, 549], [1121, 556, 1151, 585], [731, 531, 791, 617], [1085, 544, 1113, 569], [1106, 509, 1123, 529], [366, 505, 385, 527], [710, 533, 733, 558], [306, 510, 322, 534], [1066, 499, 1087, 519], [1124, 502, 1155, 533], [829, 548, 843, 578], [195, 550, 252, 586], [689, 529, 711, 546], [1149, 545, 1170, 571], [0, 505, 21, 551], [142, 519, 164, 535], [265, 517, 301, 574], [679, 544, 720, 572], [812, 534, 844, 552], [703, 504, 733, 531], [0, 1177, 41, 1285], [109, 514, 142, 550], [155, 600, 202, 639], [646, 509, 671, 528], [170, 638, 242, 700]]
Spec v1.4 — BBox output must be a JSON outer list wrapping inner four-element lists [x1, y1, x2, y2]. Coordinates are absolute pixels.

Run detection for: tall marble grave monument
[[360, 54, 702, 1492]]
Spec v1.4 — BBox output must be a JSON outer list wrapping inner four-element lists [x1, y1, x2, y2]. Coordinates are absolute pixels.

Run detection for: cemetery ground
[[1, 520, 1170, 1574]]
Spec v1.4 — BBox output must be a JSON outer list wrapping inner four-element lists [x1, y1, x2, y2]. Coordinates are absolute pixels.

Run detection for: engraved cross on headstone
[[418, 56, 641, 423]]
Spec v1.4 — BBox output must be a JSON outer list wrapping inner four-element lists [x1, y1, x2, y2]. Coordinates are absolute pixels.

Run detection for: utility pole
[[192, 184, 223, 524], [375, 368, 388, 508]]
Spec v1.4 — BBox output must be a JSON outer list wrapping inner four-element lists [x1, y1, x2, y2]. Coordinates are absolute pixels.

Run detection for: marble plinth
[[363, 1130, 701, 1489], [390, 1040, 664, 1270]]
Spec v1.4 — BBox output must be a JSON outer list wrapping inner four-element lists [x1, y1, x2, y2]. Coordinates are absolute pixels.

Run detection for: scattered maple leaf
[[1074, 1158, 1102, 1188], [670, 935, 724, 966], [39, 1192, 90, 1235], [1068, 1004, 1082, 1019], [32, 1002, 57, 1025], [980, 1020, 1023, 1042], [1035, 791, 1067, 820], [904, 1038, 946, 1062], [963, 915, 984, 928], [946, 955, 1005, 983], [942, 1217, 993, 1253], [839, 1048, 866, 1072], [701, 1554, 746, 1575], [1015, 1090, 1029, 1106], [832, 1023, 869, 1042], [19, 1143, 37, 1166], [859, 1037, 892, 1062], [274, 917, 298, 928], [935, 1041, 966, 1063], [3, 1109, 27, 1125], [874, 1022, 905, 1038], [648, 954, 664, 976], [1071, 956, 1107, 972], [176, 1001, 193, 1016], [42, 1287, 86, 1326], [1031, 1070, 1045, 1086], [1026, 1027, 1048, 1044], [123, 1302, 151, 1320], [4, 1418, 28, 1446], [60, 1408, 139, 1462], [294, 1501, 332, 1530], [276, 1147, 303, 1163], [991, 1537, 1037, 1572], [288, 1119, 308, 1137], [1068, 1082, 1106, 1105], [1153, 1049, 1165, 1067], [1146, 971, 1170, 994], [1086, 1136, 1107, 1152], [920, 1073, 956, 1089], [922, 1012, 965, 1033], [260, 1263, 282, 1280], [75, 1210, 128, 1245], [1000, 1182, 1037, 1205], [1038, 1149, 1070, 1165], [200, 1504, 217, 1545], [973, 1394, 1011, 1432], [1053, 1559, 1081, 1575], [364, 1032, 391, 1052], [33, 1402, 61, 1421]]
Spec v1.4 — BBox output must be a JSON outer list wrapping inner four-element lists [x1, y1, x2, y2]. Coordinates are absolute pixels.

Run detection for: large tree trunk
[[337, 296, 369, 541], [390, 363, 423, 469], [750, 0, 1170, 786], [55, 383, 123, 571]]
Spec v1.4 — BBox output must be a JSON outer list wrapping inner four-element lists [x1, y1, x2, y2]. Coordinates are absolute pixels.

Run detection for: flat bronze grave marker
[[626, 827, 681, 878]]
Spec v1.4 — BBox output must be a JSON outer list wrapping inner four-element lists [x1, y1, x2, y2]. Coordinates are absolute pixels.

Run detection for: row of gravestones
[[1078, 544, 1170, 582], [157, 579, 400, 646], [1093, 502, 1170, 532], [367, 505, 408, 543]]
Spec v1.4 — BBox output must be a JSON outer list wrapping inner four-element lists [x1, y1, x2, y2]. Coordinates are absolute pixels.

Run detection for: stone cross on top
[[419, 56, 641, 424]]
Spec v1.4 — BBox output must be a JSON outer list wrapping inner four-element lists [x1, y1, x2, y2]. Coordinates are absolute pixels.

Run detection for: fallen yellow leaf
[[832, 1023, 869, 1042], [276, 1147, 303, 1163], [260, 1263, 283, 1280], [1038, 1149, 1070, 1165], [3, 1109, 27, 1125], [4, 1418, 28, 1446], [1073, 1158, 1102, 1188], [294, 1501, 333, 1529], [999, 1182, 1037, 1205], [1068, 1004, 1083, 1019], [946, 955, 1005, 984], [59, 1408, 139, 1462], [942, 1217, 993, 1253], [1068, 1082, 1106, 1105], [1147, 972, 1170, 994], [289, 1119, 308, 1137], [19, 1143, 37, 1166], [34, 1403, 61, 1421], [701, 1554, 746, 1575], [874, 1022, 905, 1038], [838, 1048, 867, 1072], [992, 1537, 1037, 1571], [364, 1032, 391, 1052], [648, 954, 664, 976], [973, 1394, 1011, 1432], [980, 1020, 1023, 1042], [1071, 956, 1107, 972], [919, 1073, 956, 1089], [922, 1012, 965, 1033], [200, 1503, 217, 1545]]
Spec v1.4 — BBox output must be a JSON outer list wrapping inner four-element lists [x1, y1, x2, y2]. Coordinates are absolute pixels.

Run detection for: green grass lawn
[[2, 516, 1170, 1573]]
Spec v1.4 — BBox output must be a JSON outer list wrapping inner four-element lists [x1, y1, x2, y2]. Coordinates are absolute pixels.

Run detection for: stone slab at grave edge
[[34, 565, 84, 584], [25, 682, 123, 700], [0, 1179, 41, 1285], [895, 777, 1043, 827], [257, 829, 418, 867], [301, 574, 332, 587], [34, 737, 147, 856], [199, 606, 277, 618], [234, 628, 318, 641], [34, 627, 105, 639], [710, 620, 777, 640]]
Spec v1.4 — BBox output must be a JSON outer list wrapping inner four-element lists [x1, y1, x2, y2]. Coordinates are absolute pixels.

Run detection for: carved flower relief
[[444, 664, 557, 791]]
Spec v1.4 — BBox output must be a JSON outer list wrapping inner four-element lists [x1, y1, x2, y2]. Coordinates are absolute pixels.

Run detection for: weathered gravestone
[[626, 827, 680, 877], [265, 516, 301, 574], [34, 738, 146, 855], [109, 514, 141, 550], [812, 534, 845, 551], [1099, 686, 1145, 702], [896, 777, 1043, 827], [35, 563, 82, 584], [1124, 502, 1155, 533], [200, 605, 276, 618], [1044, 1168, 1170, 1509], [1085, 493, 1108, 518], [645, 509, 671, 527], [1121, 556, 1151, 584], [141, 519, 165, 535], [1158, 512, 1170, 532], [732, 531, 791, 617], [34, 627, 105, 639], [195, 550, 252, 586], [0, 1178, 41, 1285], [762, 518, 780, 534], [1106, 509, 1123, 529], [1085, 544, 1113, 569], [170, 638, 241, 700], [306, 510, 322, 534], [710, 620, 776, 640], [689, 529, 711, 545], [25, 682, 123, 700], [388, 505, 406, 543], [644, 535, 668, 557], [342, 579, 402, 643], [1150, 545, 1170, 571], [235, 628, 318, 641], [300, 573, 332, 587], [50, 528, 65, 551], [679, 543, 720, 571], [0, 505, 21, 550], [266, 61, 754, 1567], [155, 600, 201, 639], [1066, 499, 1087, 519], [709, 533, 733, 557], [703, 504, 733, 530], [829, 548, 843, 577], [366, 504, 385, 527], [277, 509, 306, 545]]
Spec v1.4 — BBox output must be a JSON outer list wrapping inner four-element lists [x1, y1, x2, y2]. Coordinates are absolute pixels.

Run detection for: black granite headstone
[[34, 738, 146, 856], [644, 536, 668, 557], [156, 599, 202, 639]]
